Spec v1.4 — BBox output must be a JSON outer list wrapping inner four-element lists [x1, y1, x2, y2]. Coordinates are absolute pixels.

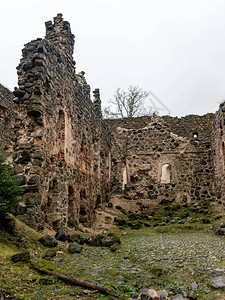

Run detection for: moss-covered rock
[[68, 242, 82, 253], [87, 235, 103, 246], [42, 249, 57, 259], [101, 233, 121, 247], [68, 233, 87, 244], [39, 236, 58, 247], [11, 251, 30, 263]]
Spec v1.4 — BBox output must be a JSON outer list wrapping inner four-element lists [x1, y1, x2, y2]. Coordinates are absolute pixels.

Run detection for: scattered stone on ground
[[210, 277, 225, 289], [42, 249, 57, 259], [39, 235, 58, 247], [67, 242, 82, 253], [68, 233, 88, 244], [55, 230, 68, 242], [11, 251, 30, 263]]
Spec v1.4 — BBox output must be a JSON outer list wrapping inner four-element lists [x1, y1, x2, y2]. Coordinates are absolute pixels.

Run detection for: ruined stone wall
[[1, 13, 224, 230], [11, 14, 111, 231], [106, 114, 213, 141], [106, 115, 215, 204], [212, 102, 225, 205]]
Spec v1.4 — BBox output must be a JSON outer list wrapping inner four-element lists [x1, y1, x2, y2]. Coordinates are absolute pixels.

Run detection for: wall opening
[[192, 132, 198, 138], [57, 110, 65, 163], [79, 188, 88, 223], [95, 194, 101, 209], [160, 163, 172, 183], [68, 186, 77, 227], [52, 220, 61, 231], [180, 194, 187, 204], [122, 166, 128, 190]]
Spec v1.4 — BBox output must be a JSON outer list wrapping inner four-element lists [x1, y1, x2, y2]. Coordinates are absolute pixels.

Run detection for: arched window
[[160, 163, 172, 183], [193, 132, 198, 138]]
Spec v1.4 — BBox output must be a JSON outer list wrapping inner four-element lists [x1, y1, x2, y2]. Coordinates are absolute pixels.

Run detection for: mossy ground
[[1, 203, 225, 299]]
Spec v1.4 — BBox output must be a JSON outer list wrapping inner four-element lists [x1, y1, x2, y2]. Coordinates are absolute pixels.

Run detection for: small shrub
[[0, 151, 22, 215]]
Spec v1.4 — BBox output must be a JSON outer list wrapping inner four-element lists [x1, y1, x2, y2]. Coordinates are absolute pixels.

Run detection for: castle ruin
[[0, 14, 225, 231]]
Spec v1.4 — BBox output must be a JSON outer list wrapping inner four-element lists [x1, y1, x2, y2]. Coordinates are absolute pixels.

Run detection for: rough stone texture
[[39, 235, 58, 247], [11, 251, 30, 263], [212, 102, 225, 206], [4, 14, 111, 230], [1, 14, 225, 230], [67, 242, 82, 253], [215, 227, 225, 236], [106, 114, 215, 204], [210, 277, 225, 289]]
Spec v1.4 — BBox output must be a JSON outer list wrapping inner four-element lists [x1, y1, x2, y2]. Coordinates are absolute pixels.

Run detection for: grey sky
[[1, 0, 225, 116]]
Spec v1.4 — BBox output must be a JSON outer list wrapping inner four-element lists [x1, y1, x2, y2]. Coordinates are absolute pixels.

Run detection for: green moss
[[37, 260, 54, 271]]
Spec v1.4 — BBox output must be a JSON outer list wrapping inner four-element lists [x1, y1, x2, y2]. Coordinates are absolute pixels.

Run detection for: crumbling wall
[[212, 102, 225, 205], [11, 14, 111, 230], [106, 115, 215, 204], [1, 13, 224, 230], [106, 114, 213, 140]]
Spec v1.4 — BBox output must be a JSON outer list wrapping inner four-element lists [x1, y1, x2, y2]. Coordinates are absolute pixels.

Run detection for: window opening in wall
[[192, 132, 198, 138], [68, 186, 76, 227], [95, 195, 101, 209], [122, 166, 128, 190], [52, 220, 61, 231], [57, 110, 65, 163], [160, 163, 172, 184], [180, 194, 187, 204], [79, 188, 87, 223]]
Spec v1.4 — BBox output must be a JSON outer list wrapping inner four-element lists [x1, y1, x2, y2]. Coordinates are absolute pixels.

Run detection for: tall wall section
[[212, 102, 225, 205], [106, 114, 215, 204], [11, 14, 111, 231]]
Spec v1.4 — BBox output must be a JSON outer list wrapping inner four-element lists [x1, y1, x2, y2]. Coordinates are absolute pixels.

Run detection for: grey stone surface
[[210, 277, 225, 289]]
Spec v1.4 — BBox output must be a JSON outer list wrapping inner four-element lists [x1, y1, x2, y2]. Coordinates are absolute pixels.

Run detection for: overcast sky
[[1, 0, 225, 116]]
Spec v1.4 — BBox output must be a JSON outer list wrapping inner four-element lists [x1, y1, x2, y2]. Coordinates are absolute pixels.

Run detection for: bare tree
[[103, 86, 154, 118]]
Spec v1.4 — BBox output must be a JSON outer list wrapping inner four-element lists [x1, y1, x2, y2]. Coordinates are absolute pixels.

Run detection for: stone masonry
[[106, 114, 215, 204], [3, 14, 111, 231], [0, 14, 225, 231]]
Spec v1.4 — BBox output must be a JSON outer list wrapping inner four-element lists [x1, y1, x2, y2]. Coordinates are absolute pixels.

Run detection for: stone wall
[[1, 14, 225, 231], [10, 14, 111, 230], [106, 114, 215, 204], [212, 102, 225, 205]]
